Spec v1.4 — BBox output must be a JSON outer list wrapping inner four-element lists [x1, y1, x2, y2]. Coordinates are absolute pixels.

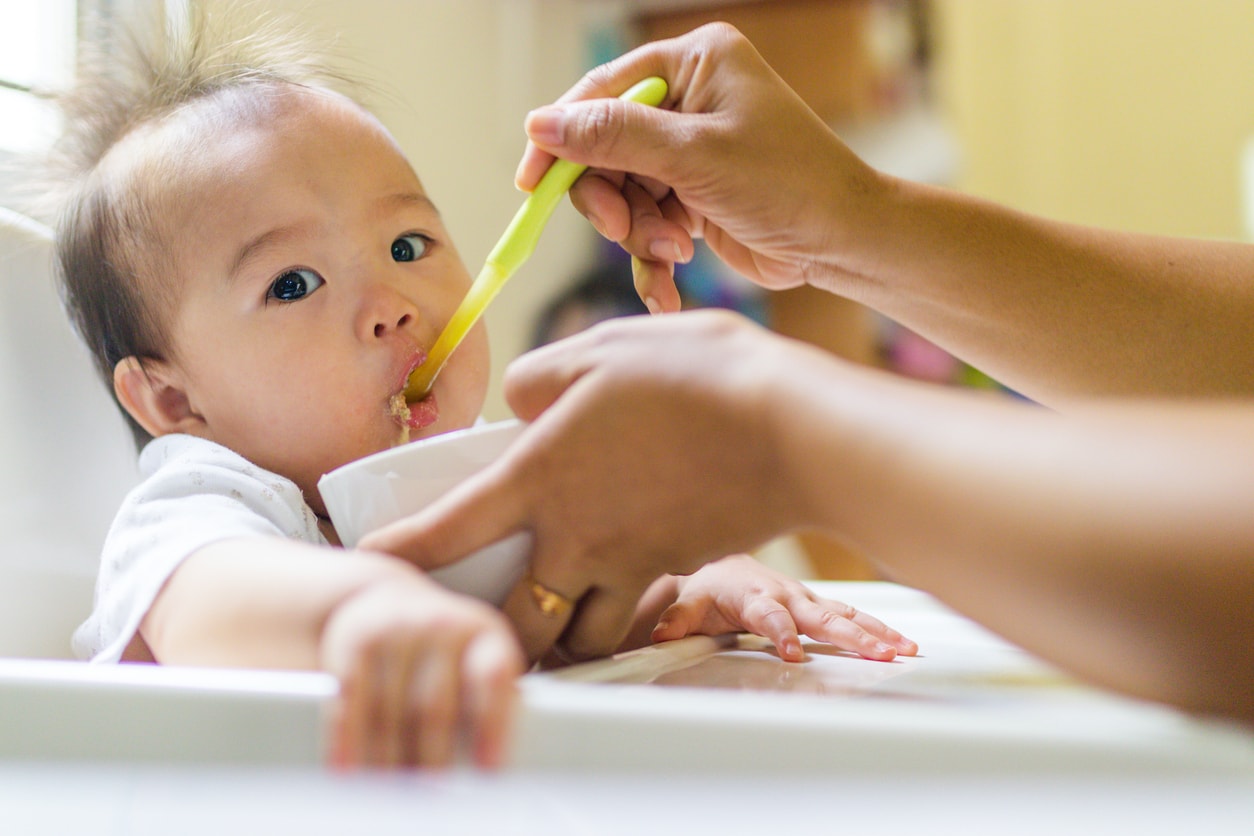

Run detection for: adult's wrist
[[751, 334, 845, 537], [805, 160, 903, 297]]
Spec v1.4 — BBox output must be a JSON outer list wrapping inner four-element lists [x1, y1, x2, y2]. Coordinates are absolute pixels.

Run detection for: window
[[0, 1, 78, 154]]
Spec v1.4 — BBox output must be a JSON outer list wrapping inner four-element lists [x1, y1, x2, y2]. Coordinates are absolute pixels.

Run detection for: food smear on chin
[[389, 392, 411, 445]]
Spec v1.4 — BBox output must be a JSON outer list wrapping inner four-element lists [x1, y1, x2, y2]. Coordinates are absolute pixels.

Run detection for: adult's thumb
[[525, 99, 680, 183]]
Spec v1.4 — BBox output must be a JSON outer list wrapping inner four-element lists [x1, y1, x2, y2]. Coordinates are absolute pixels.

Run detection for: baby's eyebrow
[[229, 224, 304, 284], [382, 191, 440, 217]]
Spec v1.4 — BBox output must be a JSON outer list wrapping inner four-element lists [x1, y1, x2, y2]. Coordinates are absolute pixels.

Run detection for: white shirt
[[73, 434, 326, 662]]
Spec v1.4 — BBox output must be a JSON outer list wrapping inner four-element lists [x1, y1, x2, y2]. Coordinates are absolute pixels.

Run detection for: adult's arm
[[515, 23, 1254, 405], [363, 311, 1254, 725]]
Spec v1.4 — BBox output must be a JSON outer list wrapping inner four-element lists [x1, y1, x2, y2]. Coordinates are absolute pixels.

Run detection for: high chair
[[4, 207, 1250, 774], [0, 207, 331, 763]]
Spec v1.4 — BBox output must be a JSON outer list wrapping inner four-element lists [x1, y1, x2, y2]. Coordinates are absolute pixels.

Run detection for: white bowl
[[318, 420, 530, 606]]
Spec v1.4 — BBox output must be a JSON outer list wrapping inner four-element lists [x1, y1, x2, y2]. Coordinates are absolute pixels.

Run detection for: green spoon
[[404, 76, 669, 402]]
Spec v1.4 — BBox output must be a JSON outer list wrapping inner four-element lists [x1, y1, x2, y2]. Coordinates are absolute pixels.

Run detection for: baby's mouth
[[389, 390, 439, 432]]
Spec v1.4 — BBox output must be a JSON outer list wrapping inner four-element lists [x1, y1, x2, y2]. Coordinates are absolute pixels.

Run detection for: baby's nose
[[375, 310, 413, 338], [360, 281, 419, 340]]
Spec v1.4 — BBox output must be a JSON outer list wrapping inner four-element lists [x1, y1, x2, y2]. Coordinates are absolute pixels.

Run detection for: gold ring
[[527, 574, 573, 618]]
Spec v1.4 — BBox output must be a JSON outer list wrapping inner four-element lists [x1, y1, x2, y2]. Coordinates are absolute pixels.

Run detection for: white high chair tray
[[2, 582, 1251, 774], [0, 658, 333, 764], [513, 582, 1254, 774]]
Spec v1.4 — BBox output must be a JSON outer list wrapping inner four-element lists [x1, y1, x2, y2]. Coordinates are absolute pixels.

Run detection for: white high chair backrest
[[0, 207, 139, 658]]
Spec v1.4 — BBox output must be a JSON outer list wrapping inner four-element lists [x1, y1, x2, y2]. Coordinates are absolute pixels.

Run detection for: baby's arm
[[623, 554, 918, 662], [140, 537, 523, 768]]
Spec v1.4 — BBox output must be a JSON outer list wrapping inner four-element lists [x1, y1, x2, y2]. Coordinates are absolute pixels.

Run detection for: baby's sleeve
[[72, 435, 325, 663]]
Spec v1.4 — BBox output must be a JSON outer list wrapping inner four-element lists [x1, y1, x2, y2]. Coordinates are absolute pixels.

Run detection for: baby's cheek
[[456, 338, 493, 415]]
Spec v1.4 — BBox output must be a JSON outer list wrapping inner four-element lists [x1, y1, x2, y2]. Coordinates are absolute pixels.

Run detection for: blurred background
[[2, 0, 1252, 580]]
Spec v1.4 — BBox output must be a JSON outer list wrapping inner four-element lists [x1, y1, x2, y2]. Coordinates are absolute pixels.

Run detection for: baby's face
[[152, 88, 489, 513]]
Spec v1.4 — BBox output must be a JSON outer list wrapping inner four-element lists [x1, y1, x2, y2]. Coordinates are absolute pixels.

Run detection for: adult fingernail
[[648, 238, 682, 262], [587, 213, 608, 238], [526, 106, 565, 147], [644, 295, 662, 315]]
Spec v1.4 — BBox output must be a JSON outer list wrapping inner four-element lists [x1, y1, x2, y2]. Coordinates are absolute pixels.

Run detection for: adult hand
[[515, 22, 880, 313], [359, 311, 822, 662]]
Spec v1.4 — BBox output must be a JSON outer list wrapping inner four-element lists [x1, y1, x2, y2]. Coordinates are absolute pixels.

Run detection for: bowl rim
[[318, 418, 524, 482]]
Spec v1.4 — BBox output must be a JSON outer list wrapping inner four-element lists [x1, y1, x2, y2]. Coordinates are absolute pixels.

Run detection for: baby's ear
[[113, 357, 206, 438]]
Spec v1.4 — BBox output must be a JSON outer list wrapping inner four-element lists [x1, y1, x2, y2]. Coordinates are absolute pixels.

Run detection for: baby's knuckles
[[322, 573, 498, 669]]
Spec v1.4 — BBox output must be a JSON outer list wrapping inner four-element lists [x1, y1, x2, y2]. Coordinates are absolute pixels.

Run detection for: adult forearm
[[831, 176, 1254, 404], [776, 358, 1254, 722]]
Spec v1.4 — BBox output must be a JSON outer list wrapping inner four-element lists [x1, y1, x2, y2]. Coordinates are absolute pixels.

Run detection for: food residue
[[389, 392, 411, 446]]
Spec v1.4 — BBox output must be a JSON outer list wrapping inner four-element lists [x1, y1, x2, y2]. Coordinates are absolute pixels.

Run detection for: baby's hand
[[319, 572, 524, 770], [653, 554, 918, 662]]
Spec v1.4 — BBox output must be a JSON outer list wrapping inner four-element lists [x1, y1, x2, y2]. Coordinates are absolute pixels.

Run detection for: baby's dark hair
[[531, 261, 651, 349], [40, 6, 357, 449]]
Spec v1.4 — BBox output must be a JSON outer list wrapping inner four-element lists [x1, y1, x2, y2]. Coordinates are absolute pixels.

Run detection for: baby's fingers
[[847, 607, 919, 657], [462, 630, 524, 770], [405, 650, 460, 768], [329, 651, 370, 769], [735, 595, 805, 663], [656, 591, 806, 661], [332, 643, 395, 769], [404, 621, 522, 770], [792, 599, 900, 662], [651, 597, 707, 643]]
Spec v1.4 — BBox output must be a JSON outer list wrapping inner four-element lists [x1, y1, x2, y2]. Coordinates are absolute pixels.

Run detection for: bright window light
[[0, 0, 77, 153]]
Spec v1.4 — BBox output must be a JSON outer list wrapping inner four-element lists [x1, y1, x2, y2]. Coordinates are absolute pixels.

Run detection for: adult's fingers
[[567, 171, 632, 241], [500, 570, 582, 663], [522, 100, 698, 190], [514, 39, 676, 190], [567, 171, 695, 267], [556, 585, 646, 662], [500, 330, 616, 423], [622, 177, 692, 260], [631, 256, 681, 315]]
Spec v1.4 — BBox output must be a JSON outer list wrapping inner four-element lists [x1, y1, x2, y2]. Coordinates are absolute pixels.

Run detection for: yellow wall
[[932, 0, 1254, 239]]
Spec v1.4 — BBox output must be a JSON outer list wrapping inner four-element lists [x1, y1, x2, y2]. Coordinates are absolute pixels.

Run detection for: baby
[[45, 11, 915, 769]]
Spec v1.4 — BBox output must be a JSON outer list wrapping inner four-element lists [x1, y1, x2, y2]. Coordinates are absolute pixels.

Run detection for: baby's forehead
[[101, 83, 413, 300], [118, 83, 388, 181], [109, 82, 414, 233]]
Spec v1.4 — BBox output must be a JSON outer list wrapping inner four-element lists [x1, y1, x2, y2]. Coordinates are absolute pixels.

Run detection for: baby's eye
[[267, 268, 324, 302], [391, 234, 432, 263]]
